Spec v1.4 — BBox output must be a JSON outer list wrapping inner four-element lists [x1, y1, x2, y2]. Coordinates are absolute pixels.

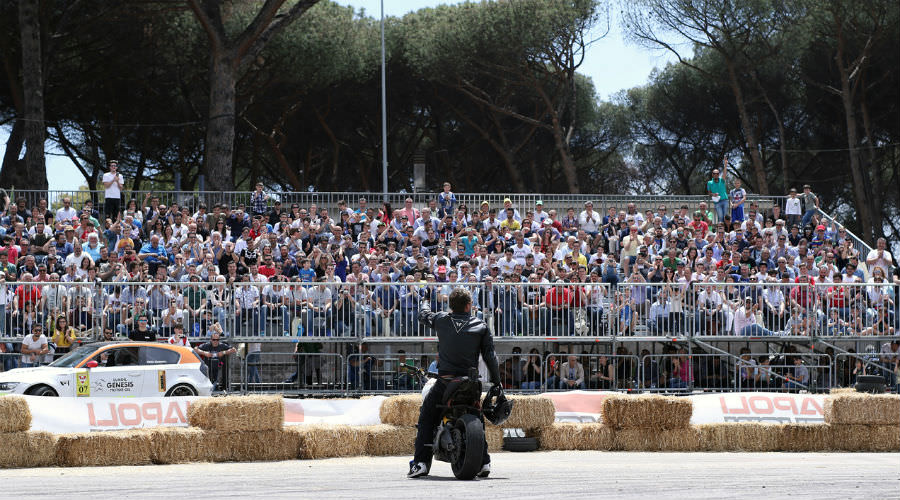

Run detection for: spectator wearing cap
[[533, 200, 549, 224], [501, 198, 521, 222], [102, 159, 125, 220]]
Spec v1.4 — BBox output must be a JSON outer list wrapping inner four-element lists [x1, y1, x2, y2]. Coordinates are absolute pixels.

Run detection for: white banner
[[546, 391, 826, 425], [23, 395, 387, 433], [689, 392, 826, 424]]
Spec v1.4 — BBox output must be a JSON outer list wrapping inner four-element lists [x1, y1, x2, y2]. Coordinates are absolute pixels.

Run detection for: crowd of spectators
[[0, 170, 897, 343]]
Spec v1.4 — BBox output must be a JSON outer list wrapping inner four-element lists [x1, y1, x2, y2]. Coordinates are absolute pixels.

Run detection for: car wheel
[[27, 385, 58, 397], [166, 384, 197, 397]]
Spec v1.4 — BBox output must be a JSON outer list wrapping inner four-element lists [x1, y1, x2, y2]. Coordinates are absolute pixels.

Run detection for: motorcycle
[[402, 364, 488, 480]]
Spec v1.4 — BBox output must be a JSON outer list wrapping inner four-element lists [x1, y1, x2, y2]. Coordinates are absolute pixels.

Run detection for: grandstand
[[0, 188, 896, 396]]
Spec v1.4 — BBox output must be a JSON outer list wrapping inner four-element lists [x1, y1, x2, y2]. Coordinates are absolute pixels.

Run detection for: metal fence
[[543, 353, 641, 391], [11, 189, 787, 219], [0, 280, 896, 342], [241, 351, 344, 395]]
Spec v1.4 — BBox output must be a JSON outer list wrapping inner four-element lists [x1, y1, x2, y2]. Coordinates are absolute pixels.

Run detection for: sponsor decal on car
[[158, 370, 166, 392]]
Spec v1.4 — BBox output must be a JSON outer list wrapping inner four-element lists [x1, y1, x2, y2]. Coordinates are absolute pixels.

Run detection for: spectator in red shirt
[[689, 211, 709, 239], [544, 279, 573, 336], [14, 272, 42, 309]]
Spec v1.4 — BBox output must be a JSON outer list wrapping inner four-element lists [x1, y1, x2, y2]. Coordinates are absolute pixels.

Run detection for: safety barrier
[[638, 353, 735, 392], [544, 353, 641, 392], [12, 189, 787, 222], [241, 351, 344, 395], [0, 280, 896, 342], [833, 352, 900, 391], [345, 352, 433, 393]]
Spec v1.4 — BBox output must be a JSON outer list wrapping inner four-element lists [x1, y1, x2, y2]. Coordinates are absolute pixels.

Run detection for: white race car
[[0, 342, 214, 397]]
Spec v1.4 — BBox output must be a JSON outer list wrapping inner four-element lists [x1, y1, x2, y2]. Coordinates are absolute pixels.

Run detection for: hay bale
[[527, 423, 615, 451], [147, 427, 222, 464], [379, 394, 422, 427], [830, 425, 900, 452], [697, 423, 780, 452], [0, 431, 57, 468], [364, 425, 417, 456], [614, 428, 701, 452], [823, 394, 900, 425], [290, 425, 367, 459], [829, 388, 857, 394], [601, 394, 693, 430], [56, 430, 153, 467], [0, 396, 31, 432], [778, 424, 833, 452], [226, 430, 303, 462], [486, 425, 504, 452], [500, 395, 556, 429], [187, 395, 284, 432]]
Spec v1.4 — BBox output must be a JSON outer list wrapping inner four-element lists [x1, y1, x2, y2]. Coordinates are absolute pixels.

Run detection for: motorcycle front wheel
[[450, 413, 485, 480]]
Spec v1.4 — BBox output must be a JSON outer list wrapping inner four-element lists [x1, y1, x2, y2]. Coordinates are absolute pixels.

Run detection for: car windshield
[[49, 344, 104, 368]]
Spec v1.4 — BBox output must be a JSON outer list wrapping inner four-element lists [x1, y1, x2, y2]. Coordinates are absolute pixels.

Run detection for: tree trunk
[[859, 74, 882, 239], [834, 30, 874, 242], [726, 62, 768, 195], [203, 54, 236, 193], [0, 119, 25, 187], [17, 0, 48, 190]]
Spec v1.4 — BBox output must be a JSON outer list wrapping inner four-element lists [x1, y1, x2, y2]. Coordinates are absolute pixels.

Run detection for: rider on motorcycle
[[408, 287, 501, 478]]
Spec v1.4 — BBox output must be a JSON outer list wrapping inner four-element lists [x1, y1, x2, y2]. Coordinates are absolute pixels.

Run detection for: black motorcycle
[[403, 365, 501, 480]]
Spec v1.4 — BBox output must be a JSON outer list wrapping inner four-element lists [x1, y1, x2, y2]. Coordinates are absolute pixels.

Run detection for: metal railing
[[0, 280, 895, 342], [545, 353, 641, 391], [241, 351, 344, 395], [10, 189, 787, 221]]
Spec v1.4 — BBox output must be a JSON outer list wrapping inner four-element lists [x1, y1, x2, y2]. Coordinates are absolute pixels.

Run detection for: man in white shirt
[[578, 201, 601, 236], [55, 197, 78, 224], [102, 159, 125, 220], [21, 326, 50, 367], [866, 238, 894, 278], [734, 297, 773, 336]]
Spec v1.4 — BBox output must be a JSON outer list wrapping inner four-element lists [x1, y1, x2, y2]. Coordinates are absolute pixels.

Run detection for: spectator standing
[[729, 178, 746, 223], [250, 182, 268, 217], [799, 184, 819, 228], [102, 160, 124, 220], [437, 182, 457, 219], [707, 161, 729, 223]]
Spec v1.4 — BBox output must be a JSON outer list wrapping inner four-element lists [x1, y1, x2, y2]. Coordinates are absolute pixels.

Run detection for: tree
[[187, 0, 319, 192], [624, 0, 802, 195]]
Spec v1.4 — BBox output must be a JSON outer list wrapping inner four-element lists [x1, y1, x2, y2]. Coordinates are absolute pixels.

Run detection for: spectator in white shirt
[[866, 238, 894, 278], [578, 201, 601, 236], [102, 159, 125, 220]]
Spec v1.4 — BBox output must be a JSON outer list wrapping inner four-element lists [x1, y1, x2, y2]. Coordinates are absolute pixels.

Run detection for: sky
[[3, 0, 679, 193]]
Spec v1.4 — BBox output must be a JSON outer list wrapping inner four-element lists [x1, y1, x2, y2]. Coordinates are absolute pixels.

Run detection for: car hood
[[0, 367, 74, 382]]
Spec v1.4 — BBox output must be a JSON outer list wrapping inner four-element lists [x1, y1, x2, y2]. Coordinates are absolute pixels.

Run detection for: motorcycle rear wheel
[[450, 413, 485, 480]]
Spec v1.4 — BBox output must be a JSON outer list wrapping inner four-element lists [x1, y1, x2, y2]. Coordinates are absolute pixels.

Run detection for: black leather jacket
[[418, 301, 501, 384]]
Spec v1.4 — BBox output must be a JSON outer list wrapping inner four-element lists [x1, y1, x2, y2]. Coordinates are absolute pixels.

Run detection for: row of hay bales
[[529, 393, 899, 453], [2, 391, 898, 468]]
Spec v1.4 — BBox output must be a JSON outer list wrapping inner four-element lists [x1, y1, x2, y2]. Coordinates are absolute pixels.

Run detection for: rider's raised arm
[[418, 298, 439, 329]]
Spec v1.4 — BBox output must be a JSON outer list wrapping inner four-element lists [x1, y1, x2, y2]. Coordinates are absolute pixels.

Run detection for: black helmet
[[482, 384, 513, 426]]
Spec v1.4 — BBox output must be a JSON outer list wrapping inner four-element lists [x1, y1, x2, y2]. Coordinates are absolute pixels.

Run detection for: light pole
[[380, 0, 388, 202]]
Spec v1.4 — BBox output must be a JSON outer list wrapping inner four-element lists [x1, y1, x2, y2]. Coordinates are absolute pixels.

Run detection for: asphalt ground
[[3, 451, 898, 499]]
